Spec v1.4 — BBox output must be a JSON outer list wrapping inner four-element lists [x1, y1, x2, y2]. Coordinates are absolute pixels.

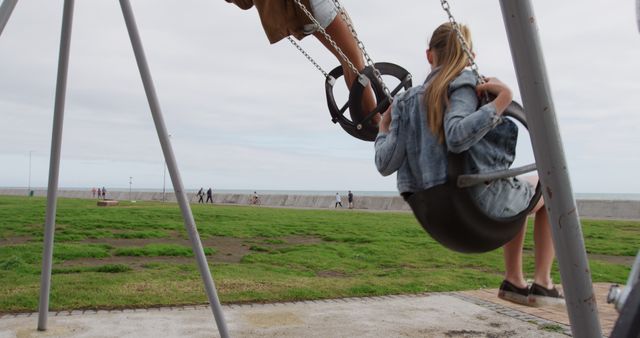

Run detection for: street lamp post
[[28, 150, 33, 195], [129, 176, 133, 202], [162, 134, 171, 202], [162, 162, 166, 202]]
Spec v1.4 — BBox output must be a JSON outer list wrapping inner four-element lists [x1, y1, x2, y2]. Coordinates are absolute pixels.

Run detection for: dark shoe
[[498, 280, 529, 306], [528, 283, 565, 307]]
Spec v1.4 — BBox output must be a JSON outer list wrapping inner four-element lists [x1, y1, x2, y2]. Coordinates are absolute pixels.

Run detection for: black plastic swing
[[325, 62, 412, 141], [403, 101, 543, 253]]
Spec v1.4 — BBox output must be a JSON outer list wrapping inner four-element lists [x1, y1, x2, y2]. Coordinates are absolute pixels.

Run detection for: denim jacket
[[374, 70, 518, 193]]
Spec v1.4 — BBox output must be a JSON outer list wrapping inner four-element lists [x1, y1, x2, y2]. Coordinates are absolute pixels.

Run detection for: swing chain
[[293, 0, 361, 78], [331, 0, 393, 102], [439, 0, 485, 85], [287, 36, 329, 78]]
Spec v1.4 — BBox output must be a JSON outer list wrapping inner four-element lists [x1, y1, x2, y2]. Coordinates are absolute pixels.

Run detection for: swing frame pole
[[31, 1, 229, 335], [118, 1, 229, 337], [499, 1, 602, 337], [0, 0, 18, 38], [36, 0, 74, 331]]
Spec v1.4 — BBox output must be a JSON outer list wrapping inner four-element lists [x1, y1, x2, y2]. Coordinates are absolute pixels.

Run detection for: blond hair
[[424, 23, 473, 143]]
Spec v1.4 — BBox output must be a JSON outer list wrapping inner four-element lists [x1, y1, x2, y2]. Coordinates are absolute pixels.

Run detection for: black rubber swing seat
[[404, 101, 543, 253], [325, 62, 412, 141]]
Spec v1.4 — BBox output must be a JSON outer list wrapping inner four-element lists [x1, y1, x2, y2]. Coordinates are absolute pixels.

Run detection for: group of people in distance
[[225, 0, 563, 307], [91, 187, 107, 200], [196, 187, 214, 204], [196, 188, 261, 205], [335, 191, 354, 209]]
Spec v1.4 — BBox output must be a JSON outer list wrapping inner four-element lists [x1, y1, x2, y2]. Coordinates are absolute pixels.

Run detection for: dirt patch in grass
[[58, 255, 196, 268], [316, 270, 349, 278], [63, 235, 325, 267], [524, 249, 635, 266], [588, 253, 636, 266], [0, 236, 32, 245]]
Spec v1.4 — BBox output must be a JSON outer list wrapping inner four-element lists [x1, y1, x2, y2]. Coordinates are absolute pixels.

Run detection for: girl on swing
[[225, 0, 378, 124], [375, 22, 564, 307]]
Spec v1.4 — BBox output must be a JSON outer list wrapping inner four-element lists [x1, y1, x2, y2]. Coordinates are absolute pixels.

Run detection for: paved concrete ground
[[0, 283, 618, 338]]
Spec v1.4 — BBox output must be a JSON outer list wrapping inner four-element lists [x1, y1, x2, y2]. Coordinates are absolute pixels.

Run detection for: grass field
[[0, 195, 638, 313]]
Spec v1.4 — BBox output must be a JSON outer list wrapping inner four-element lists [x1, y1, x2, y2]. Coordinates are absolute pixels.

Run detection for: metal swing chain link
[[287, 36, 328, 78], [439, 0, 485, 85], [292, 0, 362, 78], [331, 0, 393, 102]]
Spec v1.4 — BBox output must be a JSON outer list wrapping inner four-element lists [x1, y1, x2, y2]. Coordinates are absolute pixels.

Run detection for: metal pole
[[162, 164, 166, 201], [498, 1, 602, 337], [28, 150, 32, 194], [37, 0, 74, 331], [129, 176, 132, 201], [162, 134, 170, 202], [0, 0, 18, 37], [636, 0, 640, 33], [118, 1, 230, 337]]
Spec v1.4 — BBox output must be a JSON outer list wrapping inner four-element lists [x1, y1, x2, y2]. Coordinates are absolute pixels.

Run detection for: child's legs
[[503, 218, 528, 288], [312, 13, 378, 123], [523, 176, 556, 288]]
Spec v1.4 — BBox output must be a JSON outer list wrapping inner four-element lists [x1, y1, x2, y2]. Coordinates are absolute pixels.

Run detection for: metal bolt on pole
[[37, 0, 74, 331], [498, 1, 602, 337], [118, 1, 229, 337]]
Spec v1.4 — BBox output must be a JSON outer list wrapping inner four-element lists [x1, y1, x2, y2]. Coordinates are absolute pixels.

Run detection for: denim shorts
[[303, 0, 339, 34], [470, 177, 535, 218]]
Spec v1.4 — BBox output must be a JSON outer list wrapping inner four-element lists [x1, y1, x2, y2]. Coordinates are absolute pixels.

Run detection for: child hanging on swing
[[374, 22, 564, 307], [224, 0, 378, 125]]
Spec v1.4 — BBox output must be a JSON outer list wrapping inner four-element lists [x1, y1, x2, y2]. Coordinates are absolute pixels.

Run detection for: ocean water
[[13, 187, 640, 200]]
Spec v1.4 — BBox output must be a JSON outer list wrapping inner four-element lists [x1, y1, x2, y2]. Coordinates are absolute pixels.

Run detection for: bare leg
[[521, 176, 555, 288], [532, 203, 555, 288], [503, 218, 528, 288], [503, 175, 557, 290], [313, 13, 379, 124]]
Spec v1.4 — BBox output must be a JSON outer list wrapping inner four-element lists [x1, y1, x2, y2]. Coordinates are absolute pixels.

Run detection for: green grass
[[0, 195, 637, 313]]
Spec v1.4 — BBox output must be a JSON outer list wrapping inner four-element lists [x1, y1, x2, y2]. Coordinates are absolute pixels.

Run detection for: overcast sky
[[0, 0, 639, 194]]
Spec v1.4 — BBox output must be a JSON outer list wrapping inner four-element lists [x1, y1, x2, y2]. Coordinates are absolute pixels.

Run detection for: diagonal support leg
[[0, 0, 18, 37], [37, 0, 74, 331], [498, 1, 601, 337], [118, 1, 230, 337]]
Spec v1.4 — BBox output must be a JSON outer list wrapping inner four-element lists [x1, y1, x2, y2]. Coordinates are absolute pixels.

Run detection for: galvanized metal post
[[498, 1, 602, 337], [118, 1, 230, 337], [0, 0, 18, 37], [636, 0, 640, 32], [37, 0, 74, 331]]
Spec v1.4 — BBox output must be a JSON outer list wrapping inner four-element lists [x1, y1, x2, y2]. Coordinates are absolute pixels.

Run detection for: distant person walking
[[101, 187, 107, 200], [206, 187, 213, 203], [91, 187, 97, 198], [335, 193, 343, 208], [197, 188, 205, 204], [251, 191, 260, 205], [348, 191, 354, 209]]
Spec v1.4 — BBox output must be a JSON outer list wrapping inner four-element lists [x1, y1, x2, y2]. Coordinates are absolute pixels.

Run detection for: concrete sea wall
[[1, 188, 638, 220]]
